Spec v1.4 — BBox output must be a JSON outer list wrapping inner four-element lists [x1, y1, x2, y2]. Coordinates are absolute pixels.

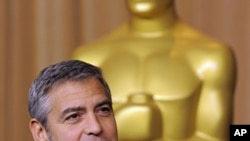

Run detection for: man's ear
[[29, 118, 49, 141]]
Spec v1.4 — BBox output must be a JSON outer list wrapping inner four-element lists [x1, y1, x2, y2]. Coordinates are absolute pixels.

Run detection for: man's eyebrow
[[96, 99, 112, 108], [58, 106, 85, 121], [57, 99, 112, 121]]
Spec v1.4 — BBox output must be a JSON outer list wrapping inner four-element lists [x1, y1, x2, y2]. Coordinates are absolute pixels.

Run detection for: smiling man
[[28, 60, 118, 141]]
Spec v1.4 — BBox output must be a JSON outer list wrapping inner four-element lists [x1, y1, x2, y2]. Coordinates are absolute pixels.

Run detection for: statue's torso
[[73, 31, 232, 140], [102, 41, 201, 139], [78, 36, 212, 139]]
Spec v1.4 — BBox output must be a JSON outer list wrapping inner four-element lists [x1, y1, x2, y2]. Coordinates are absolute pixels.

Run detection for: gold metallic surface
[[72, 0, 236, 140]]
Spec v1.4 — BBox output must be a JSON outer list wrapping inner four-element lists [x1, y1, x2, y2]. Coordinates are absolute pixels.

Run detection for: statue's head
[[126, 0, 174, 18]]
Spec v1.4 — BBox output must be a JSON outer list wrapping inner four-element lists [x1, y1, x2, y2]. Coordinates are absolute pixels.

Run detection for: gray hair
[[28, 60, 111, 129]]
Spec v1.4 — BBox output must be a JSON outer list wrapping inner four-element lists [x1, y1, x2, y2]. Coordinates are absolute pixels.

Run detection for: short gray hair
[[28, 60, 111, 129]]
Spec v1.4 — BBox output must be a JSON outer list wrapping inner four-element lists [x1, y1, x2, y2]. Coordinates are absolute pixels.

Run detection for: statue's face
[[126, 0, 173, 17]]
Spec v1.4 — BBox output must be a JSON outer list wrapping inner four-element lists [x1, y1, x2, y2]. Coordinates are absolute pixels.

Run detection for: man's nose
[[84, 114, 102, 136]]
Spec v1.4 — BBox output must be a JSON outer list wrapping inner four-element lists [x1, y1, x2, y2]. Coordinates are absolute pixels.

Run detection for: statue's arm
[[193, 46, 236, 141]]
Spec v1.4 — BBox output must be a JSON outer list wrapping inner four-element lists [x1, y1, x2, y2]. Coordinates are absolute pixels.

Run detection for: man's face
[[45, 77, 118, 141]]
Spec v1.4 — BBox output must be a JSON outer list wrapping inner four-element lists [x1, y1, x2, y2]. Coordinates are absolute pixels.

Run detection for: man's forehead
[[48, 79, 109, 109]]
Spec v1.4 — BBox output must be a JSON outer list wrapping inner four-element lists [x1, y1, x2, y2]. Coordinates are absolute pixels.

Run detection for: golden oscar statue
[[72, 0, 236, 140]]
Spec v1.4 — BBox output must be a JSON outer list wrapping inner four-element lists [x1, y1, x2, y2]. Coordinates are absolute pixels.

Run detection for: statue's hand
[[115, 93, 162, 141]]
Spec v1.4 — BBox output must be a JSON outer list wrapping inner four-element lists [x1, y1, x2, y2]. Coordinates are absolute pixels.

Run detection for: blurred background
[[0, 0, 249, 140]]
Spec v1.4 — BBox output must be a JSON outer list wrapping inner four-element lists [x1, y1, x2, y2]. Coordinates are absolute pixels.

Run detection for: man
[[28, 60, 118, 141]]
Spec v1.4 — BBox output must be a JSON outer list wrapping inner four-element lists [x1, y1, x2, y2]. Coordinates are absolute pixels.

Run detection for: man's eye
[[65, 113, 80, 122], [97, 106, 112, 116]]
